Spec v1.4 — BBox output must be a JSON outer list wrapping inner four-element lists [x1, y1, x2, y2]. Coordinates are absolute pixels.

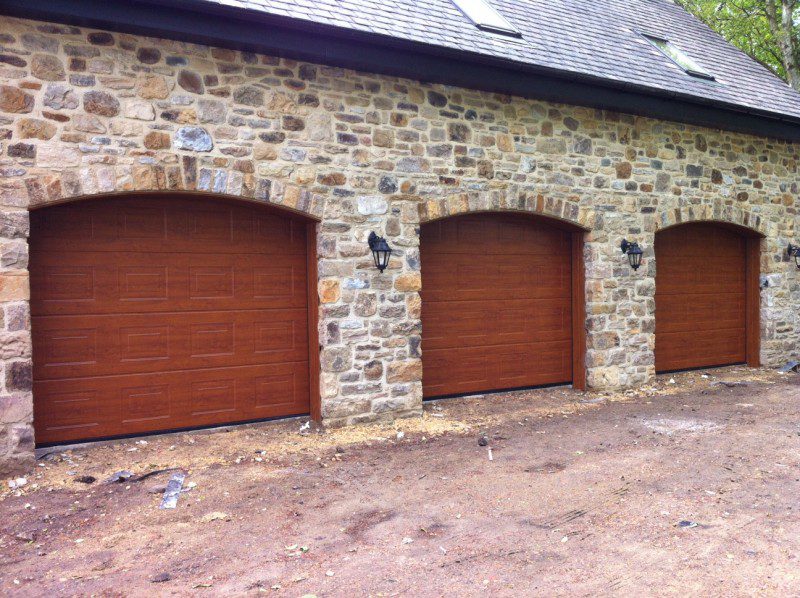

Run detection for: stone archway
[[417, 189, 592, 393], [652, 201, 767, 238], [17, 163, 326, 219], [653, 216, 764, 373], [418, 189, 593, 231], [25, 190, 323, 445], [0, 175, 326, 473]]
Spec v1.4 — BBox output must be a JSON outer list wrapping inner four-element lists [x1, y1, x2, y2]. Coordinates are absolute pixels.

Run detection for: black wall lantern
[[368, 231, 392, 273], [788, 243, 800, 269], [620, 239, 643, 271]]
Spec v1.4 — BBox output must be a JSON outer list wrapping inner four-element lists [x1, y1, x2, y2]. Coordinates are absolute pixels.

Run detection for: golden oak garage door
[[30, 196, 311, 444], [655, 223, 748, 372], [420, 213, 573, 398]]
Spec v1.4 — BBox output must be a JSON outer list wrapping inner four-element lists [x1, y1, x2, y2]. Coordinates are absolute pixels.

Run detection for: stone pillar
[[317, 193, 423, 425], [584, 209, 656, 389], [0, 210, 34, 475]]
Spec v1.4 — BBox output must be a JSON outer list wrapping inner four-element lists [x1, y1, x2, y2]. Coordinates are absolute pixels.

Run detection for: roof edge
[[4, 0, 800, 142]]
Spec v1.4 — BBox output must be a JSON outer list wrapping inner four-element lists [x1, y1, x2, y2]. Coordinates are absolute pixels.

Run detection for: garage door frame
[[420, 211, 587, 396], [29, 192, 322, 445], [654, 221, 761, 373]]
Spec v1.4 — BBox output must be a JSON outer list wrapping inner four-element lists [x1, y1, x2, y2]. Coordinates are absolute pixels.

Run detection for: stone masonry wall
[[0, 16, 799, 474]]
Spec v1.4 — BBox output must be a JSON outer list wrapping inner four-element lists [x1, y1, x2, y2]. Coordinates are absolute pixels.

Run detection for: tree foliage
[[676, 0, 799, 89]]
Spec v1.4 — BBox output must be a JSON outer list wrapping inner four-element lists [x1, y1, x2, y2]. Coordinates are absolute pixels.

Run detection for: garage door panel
[[657, 226, 744, 257], [496, 340, 572, 387], [655, 223, 747, 372], [31, 253, 307, 315], [32, 198, 307, 255], [33, 309, 308, 379], [424, 257, 570, 302], [33, 362, 309, 444], [656, 293, 745, 333], [422, 340, 572, 397], [655, 329, 746, 371], [423, 298, 571, 350], [425, 216, 570, 255], [421, 213, 573, 398], [31, 387, 110, 442], [30, 197, 311, 444], [656, 258, 744, 294]]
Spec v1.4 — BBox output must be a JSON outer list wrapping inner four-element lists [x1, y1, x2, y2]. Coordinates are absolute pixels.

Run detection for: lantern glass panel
[[629, 247, 643, 270]]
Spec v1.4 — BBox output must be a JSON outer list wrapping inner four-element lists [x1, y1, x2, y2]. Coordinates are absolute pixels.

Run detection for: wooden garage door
[[30, 196, 311, 444], [655, 223, 746, 372], [421, 214, 573, 398]]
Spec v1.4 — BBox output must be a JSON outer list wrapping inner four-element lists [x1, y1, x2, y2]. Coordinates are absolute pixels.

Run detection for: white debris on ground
[[640, 418, 723, 435]]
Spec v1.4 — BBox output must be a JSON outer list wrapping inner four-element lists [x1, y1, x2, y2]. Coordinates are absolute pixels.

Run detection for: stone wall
[[0, 16, 798, 474]]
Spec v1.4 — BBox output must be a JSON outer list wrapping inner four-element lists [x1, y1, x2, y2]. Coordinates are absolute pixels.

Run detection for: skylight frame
[[451, 0, 522, 38], [642, 33, 715, 81]]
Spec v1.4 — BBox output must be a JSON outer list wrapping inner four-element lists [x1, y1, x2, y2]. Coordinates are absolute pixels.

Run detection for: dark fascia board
[[4, 0, 800, 142]]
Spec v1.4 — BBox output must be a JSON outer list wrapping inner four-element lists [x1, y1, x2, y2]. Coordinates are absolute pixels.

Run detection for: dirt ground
[[2, 365, 800, 596]]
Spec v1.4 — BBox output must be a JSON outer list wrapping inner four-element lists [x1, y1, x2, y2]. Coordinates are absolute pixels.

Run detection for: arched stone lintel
[[652, 202, 766, 238], [418, 190, 592, 231], [20, 164, 325, 220]]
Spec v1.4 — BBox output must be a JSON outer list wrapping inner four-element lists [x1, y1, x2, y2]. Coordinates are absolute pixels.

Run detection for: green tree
[[677, 0, 799, 89]]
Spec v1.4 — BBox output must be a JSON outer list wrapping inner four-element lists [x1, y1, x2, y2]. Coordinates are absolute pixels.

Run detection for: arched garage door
[[655, 222, 760, 373], [420, 213, 585, 398], [30, 196, 314, 445]]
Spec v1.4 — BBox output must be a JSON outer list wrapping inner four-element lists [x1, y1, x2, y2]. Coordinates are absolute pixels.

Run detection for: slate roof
[[193, 0, 800, 122]]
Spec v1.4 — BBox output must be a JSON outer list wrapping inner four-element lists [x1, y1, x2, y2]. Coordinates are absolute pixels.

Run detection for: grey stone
[[357, 195, 388, 215], [321, 347, 352, 373], [397, 157, 429, 172], [197, 98, 226, 123], [22, 33, 59, 53], [233, 85, 264, 106], [174, 126, 213, 152]]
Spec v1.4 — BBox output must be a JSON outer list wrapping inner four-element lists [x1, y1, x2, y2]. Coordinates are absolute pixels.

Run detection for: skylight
[[451, 0, 521, 38], [643, 34, 714, 80]]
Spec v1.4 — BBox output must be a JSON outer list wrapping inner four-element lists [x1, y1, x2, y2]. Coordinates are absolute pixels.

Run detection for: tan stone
[[496, 133, 514, 152], [0, 272, 29, 301], [263, 91, 295, 113], [0, 332, 32, 360], [306, 113, 332, 142], [73, 114, 106, 133], [587, 367, 620, 389], [406, 293, 421, 319], [100, 76, 136, 90], [124, 101, 156, 121], [321, 372, 338, 399], [0, 85, 34, 113], [37, 145, 81, 168], [254, 143, 277, 161], [386, 360, 423, 383], [30, 53, 65, 81], [17, 118, 57, 140], [394, 272, 421, 292], [373, 128, 394, 148], [0, 394, 33, 425], [144, 131, 171, 150], [293, 166, 315, 185], [136, 74, 170, 99], [319, 279, 341, 303]]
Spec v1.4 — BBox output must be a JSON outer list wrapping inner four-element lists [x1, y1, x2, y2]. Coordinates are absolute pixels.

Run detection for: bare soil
[[2, 366, 800, 596]]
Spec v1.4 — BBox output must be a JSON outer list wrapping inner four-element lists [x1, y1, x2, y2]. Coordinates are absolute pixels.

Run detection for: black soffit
[[4, 0, 800, 142]]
